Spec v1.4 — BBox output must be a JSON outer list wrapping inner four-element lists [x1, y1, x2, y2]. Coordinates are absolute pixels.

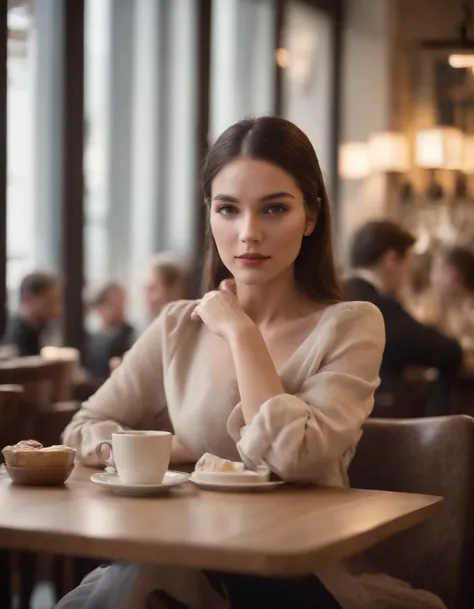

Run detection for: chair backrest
[[0, 357, 74, 405], [0, 385, 25, 458], [349, 416, 474, 609], [373, 368, 435, 418]]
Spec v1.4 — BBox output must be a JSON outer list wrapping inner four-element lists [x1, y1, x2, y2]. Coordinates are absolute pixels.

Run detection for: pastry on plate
[[193, 453, 270, 484], [195, 453, 246, 473]]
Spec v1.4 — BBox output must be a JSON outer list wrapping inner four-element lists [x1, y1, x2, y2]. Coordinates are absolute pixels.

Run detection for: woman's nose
[[239, 214, 263, 243]]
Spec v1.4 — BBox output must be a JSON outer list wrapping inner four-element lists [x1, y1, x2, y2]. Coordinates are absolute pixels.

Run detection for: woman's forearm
[[229, 325, 285, 425]]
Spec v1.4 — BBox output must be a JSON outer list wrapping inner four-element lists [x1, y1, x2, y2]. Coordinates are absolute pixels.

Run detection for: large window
[[210, 0, 277, 141], [7, 0, 66, 312], [84, 0, 201, 325]]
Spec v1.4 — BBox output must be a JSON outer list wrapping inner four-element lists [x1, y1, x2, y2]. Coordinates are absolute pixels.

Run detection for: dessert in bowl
[[2, 440, 76, 486]]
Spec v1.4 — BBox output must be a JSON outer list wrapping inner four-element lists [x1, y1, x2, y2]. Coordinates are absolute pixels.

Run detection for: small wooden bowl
[[2, 446, 76, 468], [5, 464, 75, 486]]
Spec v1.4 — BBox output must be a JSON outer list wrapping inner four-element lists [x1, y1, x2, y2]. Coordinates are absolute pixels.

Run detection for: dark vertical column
[[274, 0, 286, 117], [62, 0, 85, 351], [192, 0, 212, 297], [0, 3, 7, 336]]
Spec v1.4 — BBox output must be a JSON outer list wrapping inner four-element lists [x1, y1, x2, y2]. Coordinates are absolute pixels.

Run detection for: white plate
[[189, 474, 284, 492], [90, 471, 189, 496]]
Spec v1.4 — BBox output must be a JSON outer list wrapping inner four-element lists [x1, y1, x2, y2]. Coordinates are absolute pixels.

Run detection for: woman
[[57, 117, 444, 609], [84, 282, 136, 381]]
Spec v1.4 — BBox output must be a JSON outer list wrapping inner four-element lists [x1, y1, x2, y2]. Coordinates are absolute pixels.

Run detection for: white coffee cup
[[96, 431, 172, 485]]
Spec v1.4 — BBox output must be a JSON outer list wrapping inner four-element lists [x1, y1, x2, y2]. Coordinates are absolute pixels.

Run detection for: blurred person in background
[[84, 282, 136, 381], [1, 271, 62, 357], [144, 252, 189, 322], [430, 245, 474, 346], [345, 220, 462, 415], [403, 250, 438, 324]]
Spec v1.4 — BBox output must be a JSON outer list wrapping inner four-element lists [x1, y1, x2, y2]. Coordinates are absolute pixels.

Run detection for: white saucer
[[90, 471, 189, 496], [189, 473, 284, 492]]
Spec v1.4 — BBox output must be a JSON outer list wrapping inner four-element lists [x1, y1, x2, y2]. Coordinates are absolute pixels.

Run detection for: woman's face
[[100, 286, 127, 327], [210, 157, 315, 287]]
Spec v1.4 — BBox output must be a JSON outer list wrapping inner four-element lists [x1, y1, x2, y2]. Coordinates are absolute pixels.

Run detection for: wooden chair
[[0, 356, 74, 402], [350, 416, 474, 609], [452, 371, 474, 418], [0, 359, 80, 608], [0, 384, 25, 454], [0, 385, 25, 609], [0, 357, 80, 445], [372, 367, 436, 418]]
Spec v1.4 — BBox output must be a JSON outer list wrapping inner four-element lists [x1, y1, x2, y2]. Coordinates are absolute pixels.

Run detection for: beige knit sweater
[[64, 299, 383, 480], [62, 300, 445, 609]]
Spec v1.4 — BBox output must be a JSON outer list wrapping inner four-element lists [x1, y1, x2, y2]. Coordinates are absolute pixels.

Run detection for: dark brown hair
[[440, 246, 474, 293], [349, 220, 415, 268], [20, 271, 59, 302], [201, 116, 342, 302]]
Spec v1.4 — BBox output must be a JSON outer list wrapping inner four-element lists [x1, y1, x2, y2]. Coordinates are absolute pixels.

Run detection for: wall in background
[[337, 0, 396, 263], [282, 2, 333, 184]]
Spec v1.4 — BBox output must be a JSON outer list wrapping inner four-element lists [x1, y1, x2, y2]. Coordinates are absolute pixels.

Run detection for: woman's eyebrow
[[212, 191, 295, 203], [212, 194, 239, 203], [260, 191, 295, 202]]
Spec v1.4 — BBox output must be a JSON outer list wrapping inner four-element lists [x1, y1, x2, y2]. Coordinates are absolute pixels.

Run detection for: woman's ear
[[304, 213, 317, 236], [304, 197, 320, 236]]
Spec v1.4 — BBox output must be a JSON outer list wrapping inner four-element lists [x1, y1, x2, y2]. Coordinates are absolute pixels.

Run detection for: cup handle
[[96, 441, 114, 468]]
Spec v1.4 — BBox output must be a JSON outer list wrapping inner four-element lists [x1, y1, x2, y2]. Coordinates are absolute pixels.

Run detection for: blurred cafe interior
[[3, 0, 474, 608]]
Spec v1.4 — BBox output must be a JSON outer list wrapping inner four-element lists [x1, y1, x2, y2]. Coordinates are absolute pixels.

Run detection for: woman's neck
[[235, 272, 316, 326]]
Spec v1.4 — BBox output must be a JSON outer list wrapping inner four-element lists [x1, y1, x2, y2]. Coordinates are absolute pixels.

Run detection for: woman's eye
[[216, 205, 238, 216], [265, 204, 288, 215]]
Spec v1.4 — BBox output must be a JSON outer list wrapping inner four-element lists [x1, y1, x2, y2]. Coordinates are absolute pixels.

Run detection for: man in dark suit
[[1, 271, 62, 356], [345, 220, 462, 415]]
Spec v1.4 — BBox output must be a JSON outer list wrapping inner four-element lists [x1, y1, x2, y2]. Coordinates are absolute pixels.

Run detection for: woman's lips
[[236, 255, 271, 267]]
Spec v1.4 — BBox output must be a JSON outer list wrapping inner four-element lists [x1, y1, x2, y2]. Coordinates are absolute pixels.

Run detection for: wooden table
[[0, 466, 442, 576]]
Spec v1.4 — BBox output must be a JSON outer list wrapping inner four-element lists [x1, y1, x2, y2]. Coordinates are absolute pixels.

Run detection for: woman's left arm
[[227, 303, 385, 482]]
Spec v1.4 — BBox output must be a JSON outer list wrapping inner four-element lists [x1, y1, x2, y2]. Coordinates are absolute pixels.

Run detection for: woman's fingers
[[219, 278, 236, 294]]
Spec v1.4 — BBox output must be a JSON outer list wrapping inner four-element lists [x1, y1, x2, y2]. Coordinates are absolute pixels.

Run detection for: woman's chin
[[233, 270, 275, 287]]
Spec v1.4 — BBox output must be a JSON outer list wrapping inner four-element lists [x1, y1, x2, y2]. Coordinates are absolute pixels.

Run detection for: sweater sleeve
[[227, 302, 385, 482], [62, 303, 185, 466]]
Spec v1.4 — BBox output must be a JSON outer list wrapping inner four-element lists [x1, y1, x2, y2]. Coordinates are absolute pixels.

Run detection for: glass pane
[[7, 0, 35, 309], [84, 0, 111, 286], [210, 0, 276, 141]]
